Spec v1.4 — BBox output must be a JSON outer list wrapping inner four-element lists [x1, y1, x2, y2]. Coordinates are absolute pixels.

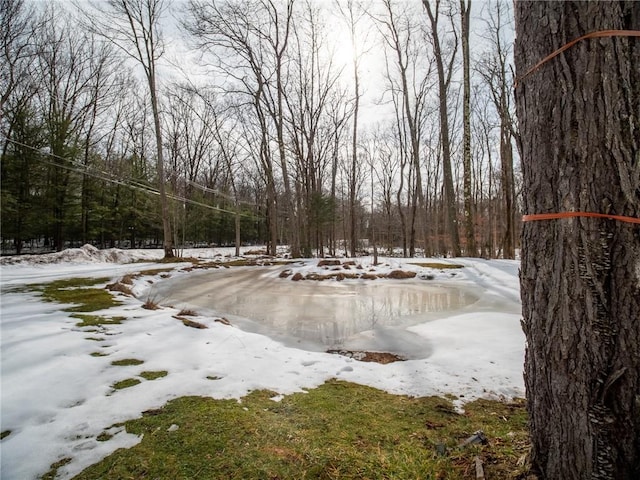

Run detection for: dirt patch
[[174, 316, 208, 329], [360, 273, 380, 280], [318, 259, 341, 267], [285, 269, 417, 282], [327, 350, 405, 364], [330, 272, 360, 281], [106, 282, 133, 296], [385, 270, 417, 279], [279, 269, 292, 278], [244, 248, 269, 255]]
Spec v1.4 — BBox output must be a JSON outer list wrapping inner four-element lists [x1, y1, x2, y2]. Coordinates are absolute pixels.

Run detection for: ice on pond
[[150, 266, 480, 358]]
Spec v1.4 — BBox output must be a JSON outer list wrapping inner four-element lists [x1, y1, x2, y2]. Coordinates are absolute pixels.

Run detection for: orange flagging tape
[[515, 29, 640, 88], [522, 212, 640, 225]]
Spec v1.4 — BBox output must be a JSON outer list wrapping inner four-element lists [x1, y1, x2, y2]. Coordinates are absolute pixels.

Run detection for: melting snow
[[0, 246, 525, 480]]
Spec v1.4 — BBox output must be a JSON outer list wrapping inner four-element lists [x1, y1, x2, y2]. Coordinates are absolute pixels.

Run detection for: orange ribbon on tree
[[515, 29, 640, 89], [522, 212, 640, 225]]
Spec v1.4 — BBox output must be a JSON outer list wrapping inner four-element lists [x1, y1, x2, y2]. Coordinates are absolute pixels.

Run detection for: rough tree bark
[[460, 0, 475, 257], [514, 1, 640, 478]]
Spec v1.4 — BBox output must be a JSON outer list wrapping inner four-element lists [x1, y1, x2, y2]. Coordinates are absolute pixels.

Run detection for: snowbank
[[0, 247, 525, 480]]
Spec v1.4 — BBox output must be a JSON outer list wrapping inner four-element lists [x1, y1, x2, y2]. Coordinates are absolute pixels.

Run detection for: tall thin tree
[[336, 0, 365, 258], [476, 0, 517, 259], [422, 0, 461, 257], [460, 0, 475, 256], [83, 0, 174, 258]]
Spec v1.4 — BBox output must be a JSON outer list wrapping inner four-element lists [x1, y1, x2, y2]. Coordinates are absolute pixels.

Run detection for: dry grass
[[286, 268, 419, 281], [327, 350, 405, 364], [385, 270, 417, 279], [142, 297, 160, 310], [331, 272, 360, 281], [244, 248, 268, 255], [318, 259, 342, 267], [106, 281, 133, 296], [361, 273, 380, 280], [411, 262, 465, 270], [174, 316, 208, 329]]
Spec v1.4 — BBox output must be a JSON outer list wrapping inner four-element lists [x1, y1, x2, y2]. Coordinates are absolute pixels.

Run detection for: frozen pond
[[150, 266, 482, 359]]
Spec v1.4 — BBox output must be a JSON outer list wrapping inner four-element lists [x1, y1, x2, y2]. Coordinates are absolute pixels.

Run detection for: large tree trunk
[[514, 2, 640, 478]]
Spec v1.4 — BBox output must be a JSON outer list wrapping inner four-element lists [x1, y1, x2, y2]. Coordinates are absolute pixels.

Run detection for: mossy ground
[[111, 358, 144, 367], [34, 277, 121, 312], [111, 378, 142, 390], [71, 380, 529, 480], [29, 269, 528, 479], [140, 370, 168, 380], [72, 314, 125, 327], [409, 262, 465, 269]]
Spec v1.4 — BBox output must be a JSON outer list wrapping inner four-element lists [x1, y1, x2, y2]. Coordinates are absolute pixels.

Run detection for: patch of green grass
[[156, 256, 199, 264], [140, 370, 168, 381], [74, 380, 529, 480], [96, 432, 113, 442], [40, 457, 71, 480], [90, 351, 109, 357], [223, 259, 257, 267], [410, 262, 465, 269], [72, 314, 125, 328], [33, 277, 121, 312], [111, 378, 142, 390], [1, 430, 11, 440], [111, 358, 144, 367]]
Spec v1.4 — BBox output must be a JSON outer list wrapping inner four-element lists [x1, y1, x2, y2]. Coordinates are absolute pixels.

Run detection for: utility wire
[[2, 136, 257, 218]]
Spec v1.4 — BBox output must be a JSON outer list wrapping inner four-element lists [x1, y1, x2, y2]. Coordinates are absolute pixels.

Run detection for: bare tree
[[0, 0, 37, 115], [459, 0, 475, 256], [336, 0, 366, 258], [325, 88, 353, 256], [29, 5, 118, 251], [372, 124, 400, 255], [476, 0, 517, 259], [374, 0, 434, 257], [515, 1, 640, 478], [422, 0, 461, 257], [82, 0, 174, 258], [185, 0, 296, 256]]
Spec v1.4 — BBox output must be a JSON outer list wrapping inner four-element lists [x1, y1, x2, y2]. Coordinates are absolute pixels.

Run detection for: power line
[[2, 136, 257, 219]]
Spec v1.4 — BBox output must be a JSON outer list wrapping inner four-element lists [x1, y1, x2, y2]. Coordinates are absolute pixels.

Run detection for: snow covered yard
[[0, 246, 525, 479]]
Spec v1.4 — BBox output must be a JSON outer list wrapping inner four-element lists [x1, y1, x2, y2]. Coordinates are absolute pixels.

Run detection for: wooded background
[[1, 0, 520, 258]]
